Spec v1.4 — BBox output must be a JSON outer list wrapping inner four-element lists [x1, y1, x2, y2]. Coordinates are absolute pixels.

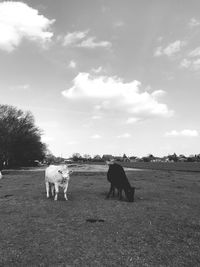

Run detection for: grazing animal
[[0, 171, 2, 179], [106, 162, 135, 202], [45, 164, 73, 201]]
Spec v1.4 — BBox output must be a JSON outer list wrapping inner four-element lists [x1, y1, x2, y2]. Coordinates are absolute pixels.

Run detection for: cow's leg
[[51, 184, 55, 197], [117, 189, 120, 198], [54, 183, 59, 201], [106, 184, 114, 199], [63, 182, 69, 200], [112, 187, 115, 197], [118, 189, 123, 200], [45, 182, 50, 198]]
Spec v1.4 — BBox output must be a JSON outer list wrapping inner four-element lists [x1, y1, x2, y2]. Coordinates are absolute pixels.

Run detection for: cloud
[[192, 58, 200, 70], [189, 18, 200, 28], [68, 60, 77, 69], [62, 30, 111, 49], [0, 1, 55, 52], [91, 115, 102, 120], [62, 30, 88, 46], [180, 58, 192, 69], [165, 129, 199, 137], [62, 72, 173, 118], [151, 90, 166, 98], [78, 37, 111, 48], [189, 47, 200, 57], [154, 40, 185, 57], [126, 117, 141, 124], [117, 133, 131, 138], [91, 134, 101, 139], [180, 51, 200, 71], [113, 21, 125, 28], [92, 66, 103, 73], [10, 84, 30, 91]]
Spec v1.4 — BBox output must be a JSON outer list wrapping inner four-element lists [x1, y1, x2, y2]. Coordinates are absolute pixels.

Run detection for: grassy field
[[0, 166, 200, 266], [122, 161, 200, 172]]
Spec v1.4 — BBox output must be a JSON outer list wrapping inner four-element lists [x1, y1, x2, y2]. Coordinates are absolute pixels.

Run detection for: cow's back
[[107, 163, 130, 188], [45, 165, 62, 183]]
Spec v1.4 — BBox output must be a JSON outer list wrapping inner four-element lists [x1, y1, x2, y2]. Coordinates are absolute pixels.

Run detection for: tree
[[72, 153, 82, 162], [168, 153, 178, 162], [83, 154, 91, 161], [0, 104, 46, 168], [93, 154, 102, 162]]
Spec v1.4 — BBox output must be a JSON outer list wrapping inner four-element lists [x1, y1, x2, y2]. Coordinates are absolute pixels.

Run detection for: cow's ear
[[69, 170, 73, 174], [58, 170, 62, 174]]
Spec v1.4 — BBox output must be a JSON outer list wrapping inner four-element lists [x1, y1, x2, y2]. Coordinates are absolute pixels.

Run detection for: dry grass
[[0, 167, 200, 266]]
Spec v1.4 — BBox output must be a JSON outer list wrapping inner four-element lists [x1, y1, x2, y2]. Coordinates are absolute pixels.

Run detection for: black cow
[[106, 162, 135, 202]]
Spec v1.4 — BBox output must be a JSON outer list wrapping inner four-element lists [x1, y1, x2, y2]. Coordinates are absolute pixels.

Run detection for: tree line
[[1, 104, 199, 169]]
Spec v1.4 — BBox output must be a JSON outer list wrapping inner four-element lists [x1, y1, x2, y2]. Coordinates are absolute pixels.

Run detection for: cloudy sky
[[1, 0, 200, 158]]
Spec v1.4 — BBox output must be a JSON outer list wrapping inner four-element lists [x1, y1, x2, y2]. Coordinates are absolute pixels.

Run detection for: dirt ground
[[0, 166, 200, 266]]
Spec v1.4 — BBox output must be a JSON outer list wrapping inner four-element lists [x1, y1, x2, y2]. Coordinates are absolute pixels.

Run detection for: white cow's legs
[[51, 184, 55, 197], [64, 182, 69, 200], [46, 181, 69, 201], [54, 183, 59, 201], [45, 182, 50, 198]]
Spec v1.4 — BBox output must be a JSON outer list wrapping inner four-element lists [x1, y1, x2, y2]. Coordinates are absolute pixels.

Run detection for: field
[[0, 164, 200, 266]]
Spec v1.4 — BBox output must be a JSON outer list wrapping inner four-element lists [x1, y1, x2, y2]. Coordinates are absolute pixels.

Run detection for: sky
[[1, 0, 200, 158]]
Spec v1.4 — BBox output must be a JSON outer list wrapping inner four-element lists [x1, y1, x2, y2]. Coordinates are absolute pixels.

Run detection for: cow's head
[[125, 186, 135, 202], [58, 169, 73, 179]]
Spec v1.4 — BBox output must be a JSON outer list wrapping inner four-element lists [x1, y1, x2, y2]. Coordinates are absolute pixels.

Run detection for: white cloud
[[0, 1, 55, 52], [91, 134, 101, 139], [189, 47, 200, 57], [117, 133, 131, 138], [63, 30, 88, 46], [154, 46, 162, 57], [68, 60, 77, 69], [113, 21, 125, 28], [189, 18, 200, 28], [180, 56, 200, 71], [78, 37, 111, 49], [92, 66, 103, 73], [62, 30, 111, 49], [91, 115, 102, 120], [62, 72, 173, 118], [154, 40, 185, 57], [151, 90, 166, 98], [180, 58, 191, 69], [157, 36, 163, 42], [192, 58, 200, 70], [179, 46, 200, 71], [10, 84, 30, 91], [126, 117, 140, 124], [165, 129, 199, 137]]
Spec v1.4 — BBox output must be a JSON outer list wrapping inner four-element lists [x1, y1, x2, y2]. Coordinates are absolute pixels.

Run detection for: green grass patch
[[0, 168, 200, 266]]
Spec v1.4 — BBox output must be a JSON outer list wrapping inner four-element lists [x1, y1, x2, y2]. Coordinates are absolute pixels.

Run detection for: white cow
[[0, 171, 2, 179], [45, 164, 72, 201]]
